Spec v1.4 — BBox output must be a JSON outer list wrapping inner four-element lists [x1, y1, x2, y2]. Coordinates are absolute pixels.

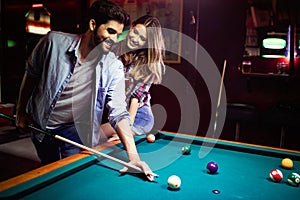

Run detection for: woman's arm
[[128, 97, 139, 124]]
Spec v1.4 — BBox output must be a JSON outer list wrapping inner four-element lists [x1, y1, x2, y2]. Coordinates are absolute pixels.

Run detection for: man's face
[[93, 20, 124, 53]]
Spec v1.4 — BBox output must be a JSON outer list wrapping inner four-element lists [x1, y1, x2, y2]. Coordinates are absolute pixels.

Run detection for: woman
[[100, 15, 165, 141]]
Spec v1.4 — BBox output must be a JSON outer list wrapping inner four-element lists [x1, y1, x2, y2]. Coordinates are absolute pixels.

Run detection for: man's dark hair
[[88, 0, 130, 29]]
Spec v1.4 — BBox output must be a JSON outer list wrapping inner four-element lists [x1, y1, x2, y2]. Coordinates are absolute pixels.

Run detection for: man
[[16, 0, 155, 181]]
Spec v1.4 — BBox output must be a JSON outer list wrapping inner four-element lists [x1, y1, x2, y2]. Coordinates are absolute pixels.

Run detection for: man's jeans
[[32, 124, 83, 165]]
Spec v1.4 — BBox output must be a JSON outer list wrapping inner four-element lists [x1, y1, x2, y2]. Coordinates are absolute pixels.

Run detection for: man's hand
[[119, 160, 158, 182], [16, 112, 33, 130]]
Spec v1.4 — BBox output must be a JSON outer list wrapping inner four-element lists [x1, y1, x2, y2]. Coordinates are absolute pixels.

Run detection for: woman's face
[[126, 24, 147, 50]]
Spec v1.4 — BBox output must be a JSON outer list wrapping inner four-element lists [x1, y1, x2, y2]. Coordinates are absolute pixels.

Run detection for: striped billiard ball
[[269, 169, 283, 182], [287, 172, 300, 186]]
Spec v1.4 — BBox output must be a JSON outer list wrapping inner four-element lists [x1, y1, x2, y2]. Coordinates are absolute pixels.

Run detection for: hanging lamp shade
[[25, 4, 51, 35]]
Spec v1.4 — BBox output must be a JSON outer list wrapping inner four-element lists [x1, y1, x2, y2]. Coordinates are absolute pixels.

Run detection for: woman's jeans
[[132, 104, 154, 135]]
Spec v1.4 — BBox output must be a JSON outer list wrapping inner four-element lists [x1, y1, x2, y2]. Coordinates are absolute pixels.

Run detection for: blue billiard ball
[[207, 161, 218, 174]]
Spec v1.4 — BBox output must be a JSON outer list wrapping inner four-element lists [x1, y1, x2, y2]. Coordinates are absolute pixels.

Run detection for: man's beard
[[93, 30, 114, 53]]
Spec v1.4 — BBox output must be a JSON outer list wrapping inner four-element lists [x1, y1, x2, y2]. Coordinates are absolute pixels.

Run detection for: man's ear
[[89, 19, 96, 31]]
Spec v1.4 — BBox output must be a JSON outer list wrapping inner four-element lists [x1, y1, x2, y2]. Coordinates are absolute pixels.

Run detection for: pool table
[[0, 131, 300, 199]]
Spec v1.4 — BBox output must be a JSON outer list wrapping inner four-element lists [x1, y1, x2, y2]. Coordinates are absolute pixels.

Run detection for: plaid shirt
[[124, 66, 152, 108]]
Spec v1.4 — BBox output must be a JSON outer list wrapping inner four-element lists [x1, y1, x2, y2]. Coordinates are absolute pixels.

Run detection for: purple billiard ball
[[207, 161, 218, 174]]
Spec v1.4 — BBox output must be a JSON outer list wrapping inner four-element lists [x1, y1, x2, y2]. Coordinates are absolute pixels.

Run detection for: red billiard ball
[[269, 169, 283, 182], [207, 161, 218, 174], [146, 134, 155, 143]]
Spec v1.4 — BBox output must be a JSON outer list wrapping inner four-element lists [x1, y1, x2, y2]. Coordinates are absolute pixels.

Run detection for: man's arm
[[105, 58, 155, 181], [116, 118, 155, 181], [16, 72, 38, 128], [116, 118, 140, 161]]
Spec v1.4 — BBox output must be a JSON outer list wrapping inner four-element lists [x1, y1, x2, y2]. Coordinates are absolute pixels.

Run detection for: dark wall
[[151, 0, 300, 150], [152, 0, 248, 136], [1, 0, 87, 103]]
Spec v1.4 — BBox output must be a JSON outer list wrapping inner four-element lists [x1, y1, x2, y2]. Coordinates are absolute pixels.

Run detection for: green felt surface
[[1, 131, 300, 200]]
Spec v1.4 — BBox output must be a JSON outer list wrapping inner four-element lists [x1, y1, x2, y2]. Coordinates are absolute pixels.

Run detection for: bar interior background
[[0, 1, 300, 170]]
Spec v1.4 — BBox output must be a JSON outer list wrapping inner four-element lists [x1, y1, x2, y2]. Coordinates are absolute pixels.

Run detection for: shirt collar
[[99, 53, 107, 66], [67, 34, 82, 56]]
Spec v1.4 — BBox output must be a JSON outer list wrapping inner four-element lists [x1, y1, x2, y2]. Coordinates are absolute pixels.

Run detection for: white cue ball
[[167, 175, 181, 189]]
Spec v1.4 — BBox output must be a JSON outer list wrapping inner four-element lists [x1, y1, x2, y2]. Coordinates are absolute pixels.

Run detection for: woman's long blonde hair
[[120, 15, 165, 84]]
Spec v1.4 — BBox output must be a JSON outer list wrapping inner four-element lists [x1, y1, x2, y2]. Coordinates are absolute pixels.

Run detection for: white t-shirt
[[47, 51, 99, 129]]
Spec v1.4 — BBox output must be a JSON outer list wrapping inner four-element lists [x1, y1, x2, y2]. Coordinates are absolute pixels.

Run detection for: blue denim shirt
[[26, 31, 130, 146]]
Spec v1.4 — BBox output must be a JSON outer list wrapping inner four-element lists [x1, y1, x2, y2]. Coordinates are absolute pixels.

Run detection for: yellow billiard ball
[[281, 158, 293, 169]]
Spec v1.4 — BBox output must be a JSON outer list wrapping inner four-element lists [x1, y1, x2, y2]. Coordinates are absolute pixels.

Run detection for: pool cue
[[213, 59, 227, 137], [0, 112, 158, 177]]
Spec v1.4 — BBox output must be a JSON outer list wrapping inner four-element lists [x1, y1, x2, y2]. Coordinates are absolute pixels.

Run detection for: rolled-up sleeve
[[131, 82, 151, 103], [106, 59, 131, 129]]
